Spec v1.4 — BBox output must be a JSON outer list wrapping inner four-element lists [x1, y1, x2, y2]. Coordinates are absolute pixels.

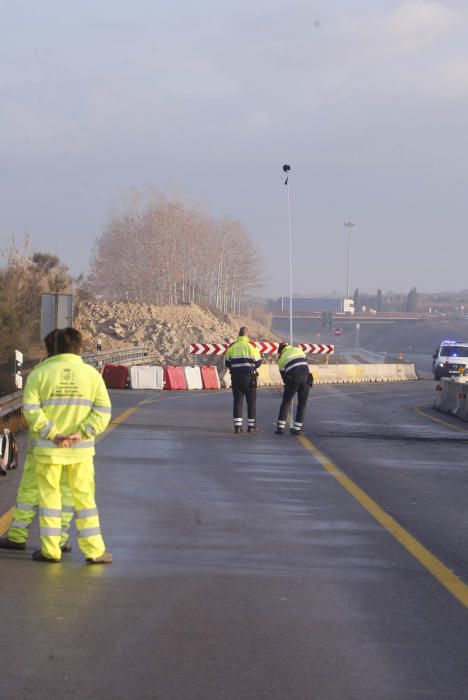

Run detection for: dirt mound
[[75, 302, 277, 366]]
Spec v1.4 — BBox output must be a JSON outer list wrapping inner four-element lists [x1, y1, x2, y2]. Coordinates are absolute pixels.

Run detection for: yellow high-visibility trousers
[[8, 453, 74, 546], [36, 459, 106, 561]]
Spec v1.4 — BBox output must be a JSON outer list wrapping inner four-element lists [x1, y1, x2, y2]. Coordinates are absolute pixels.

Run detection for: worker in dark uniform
[[225, 327, 262, 433], [275, 342, 313, 435]]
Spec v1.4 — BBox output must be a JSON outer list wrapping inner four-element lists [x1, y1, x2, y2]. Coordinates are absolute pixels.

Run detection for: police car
[[432, 340, 468, 379]]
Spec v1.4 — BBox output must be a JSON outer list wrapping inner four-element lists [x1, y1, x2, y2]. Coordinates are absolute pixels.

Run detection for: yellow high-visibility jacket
[[225, 336, 262, 374], [23, 353, 112, 464], [278, 345, 309, 381]]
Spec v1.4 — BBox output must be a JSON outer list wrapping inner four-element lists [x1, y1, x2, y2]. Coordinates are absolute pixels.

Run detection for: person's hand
[[53, 434, 70, 447], [66, 432, 82, 444], [53, 433, 82, 447]]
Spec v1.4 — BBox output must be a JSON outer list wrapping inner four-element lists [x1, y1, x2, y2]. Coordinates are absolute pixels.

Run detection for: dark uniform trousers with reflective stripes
[[278, 372, 310, 428], [232, 372, 257, 424]]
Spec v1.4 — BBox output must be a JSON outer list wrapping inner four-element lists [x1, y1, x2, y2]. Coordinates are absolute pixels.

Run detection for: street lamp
[[344, 222, 355, 299], [283, 164, 293, 344]]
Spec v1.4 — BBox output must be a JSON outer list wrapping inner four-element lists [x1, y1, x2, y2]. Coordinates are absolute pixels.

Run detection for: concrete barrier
[[311, 364, 417, 385], [433, 377, 468, 417], [222, 363, 417, 388], [257, 365, 271, 387]]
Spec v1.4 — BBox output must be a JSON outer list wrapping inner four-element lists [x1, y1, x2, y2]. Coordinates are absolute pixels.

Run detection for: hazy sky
[[1, 0, 468, 297]]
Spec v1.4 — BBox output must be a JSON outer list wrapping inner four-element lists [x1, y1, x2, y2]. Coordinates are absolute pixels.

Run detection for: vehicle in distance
[[433, 340, 468, 379]]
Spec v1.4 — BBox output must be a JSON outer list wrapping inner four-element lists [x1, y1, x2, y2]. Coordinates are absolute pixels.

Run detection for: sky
[[1, 0, 468, 298]]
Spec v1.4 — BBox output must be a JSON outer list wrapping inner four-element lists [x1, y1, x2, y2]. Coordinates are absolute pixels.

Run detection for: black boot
[[32, 550, 60, 563], [275, 428, 284, 435], [247, 425, 260, 433], [234, 426, 243, 434]]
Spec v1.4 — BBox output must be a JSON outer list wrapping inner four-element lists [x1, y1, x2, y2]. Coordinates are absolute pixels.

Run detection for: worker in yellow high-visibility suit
[[23, 327, 112, 564], [0, 330, 74, 553]]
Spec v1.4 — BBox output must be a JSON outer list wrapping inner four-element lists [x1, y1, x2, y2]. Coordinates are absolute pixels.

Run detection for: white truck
[[432, 340, 468, 380]]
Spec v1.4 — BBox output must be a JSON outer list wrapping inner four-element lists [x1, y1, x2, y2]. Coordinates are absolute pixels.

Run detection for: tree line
[[89, 192, 263, 313]]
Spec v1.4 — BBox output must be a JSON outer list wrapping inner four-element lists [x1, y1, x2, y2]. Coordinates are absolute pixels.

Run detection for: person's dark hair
[[55, 328, 83, 355], [44, 329, 60, 357], [239, 326, 248, 337]]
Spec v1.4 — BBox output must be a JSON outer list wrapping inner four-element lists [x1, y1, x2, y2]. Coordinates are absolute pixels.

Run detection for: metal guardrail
[[349, 347, 387, 363], [82, 346, 152, 368], [0, 347, 155, 419], [0, 391, 24, 419]]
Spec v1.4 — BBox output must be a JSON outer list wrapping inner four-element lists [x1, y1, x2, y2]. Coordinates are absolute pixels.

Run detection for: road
[[1, 381, 467, 700]]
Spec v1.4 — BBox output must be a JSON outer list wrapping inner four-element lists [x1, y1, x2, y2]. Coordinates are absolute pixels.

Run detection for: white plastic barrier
[[129, 365, 164, 390], [184, 366, 203, 390]]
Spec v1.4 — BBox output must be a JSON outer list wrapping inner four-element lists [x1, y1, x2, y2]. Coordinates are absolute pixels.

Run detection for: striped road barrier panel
[[189, 342, 334, 355]]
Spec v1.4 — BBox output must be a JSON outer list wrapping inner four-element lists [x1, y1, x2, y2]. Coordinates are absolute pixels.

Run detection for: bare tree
[[90, 192, 264, 311]]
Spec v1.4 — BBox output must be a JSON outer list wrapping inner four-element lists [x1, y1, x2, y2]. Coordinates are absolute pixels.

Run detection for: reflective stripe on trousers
[[36, 459, 105, 561], [8, 454, 74, 546]]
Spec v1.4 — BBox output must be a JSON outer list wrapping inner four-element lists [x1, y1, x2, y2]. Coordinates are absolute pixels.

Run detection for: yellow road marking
[[0, 507, 14, 536], [298, 434, 468, 609], [414, 403, 468, 434]]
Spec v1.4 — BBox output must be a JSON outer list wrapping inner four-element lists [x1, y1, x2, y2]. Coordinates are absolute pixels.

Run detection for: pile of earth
[[75, 302, 278, 366]]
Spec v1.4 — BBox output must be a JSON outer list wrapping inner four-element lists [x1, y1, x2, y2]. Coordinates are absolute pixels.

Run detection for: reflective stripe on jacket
[[23, 353, 112, 463], [278, 345, 309, 380], [225, 336, 262, 373]]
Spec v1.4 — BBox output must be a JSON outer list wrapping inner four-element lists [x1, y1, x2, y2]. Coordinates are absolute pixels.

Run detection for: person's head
[[239, 326, 248, 337], [44, 329, 60, 357], [278, 342, 288, 356], [55, 327, 83, 355]]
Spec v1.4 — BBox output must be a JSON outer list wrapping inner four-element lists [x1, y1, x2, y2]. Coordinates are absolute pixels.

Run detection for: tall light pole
[[344, 222, 355, 299], [283, 164, 293, 344]]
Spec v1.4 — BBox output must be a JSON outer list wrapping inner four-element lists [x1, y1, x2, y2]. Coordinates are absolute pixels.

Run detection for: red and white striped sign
[[190, 342, 334, 355], [300, 343, 334, 355], [254, 342, 279, 354], [189, 343, 228, 355]]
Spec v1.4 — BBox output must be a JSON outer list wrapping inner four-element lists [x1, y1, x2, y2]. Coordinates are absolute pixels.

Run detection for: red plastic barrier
[[200, 365, 220, 389], [102, 364, 129, 389], [163, 366, 187, 390]]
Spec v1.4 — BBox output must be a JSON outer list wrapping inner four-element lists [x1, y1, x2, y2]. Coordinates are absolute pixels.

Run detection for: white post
[[344, 222, 355, 300]]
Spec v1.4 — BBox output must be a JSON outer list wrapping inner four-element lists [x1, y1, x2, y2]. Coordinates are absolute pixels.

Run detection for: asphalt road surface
[[1, 380, 467, 700]]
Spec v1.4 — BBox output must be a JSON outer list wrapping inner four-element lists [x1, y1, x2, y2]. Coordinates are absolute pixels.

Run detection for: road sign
[[41, 294, 73, 339], [333, 328, 343, 337], [14, 350, 23, 390]]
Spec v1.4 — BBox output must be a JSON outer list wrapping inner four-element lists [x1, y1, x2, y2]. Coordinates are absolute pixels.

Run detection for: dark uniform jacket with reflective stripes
[[23, 353, 112, 463], [225, 336, 262, 374], [277, 345, 309, 382]]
